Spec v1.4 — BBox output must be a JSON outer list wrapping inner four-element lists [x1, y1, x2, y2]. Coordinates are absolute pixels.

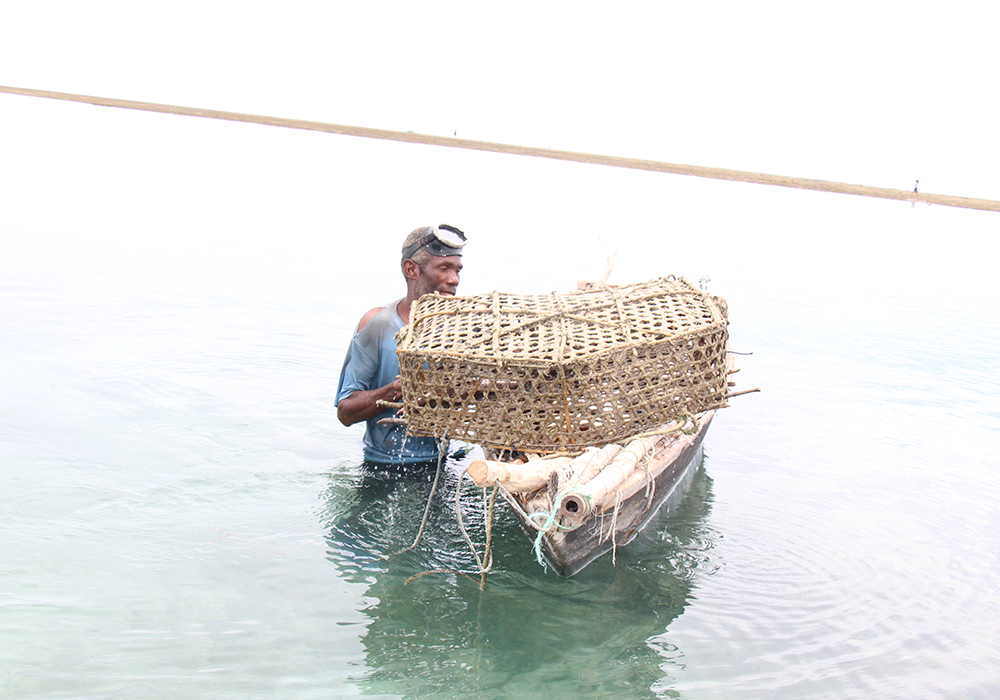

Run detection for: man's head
[[401, 224, 465, 298]]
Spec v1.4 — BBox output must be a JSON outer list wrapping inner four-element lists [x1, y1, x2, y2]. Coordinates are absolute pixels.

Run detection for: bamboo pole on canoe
[[557, 437, 660, 519], [3, 84, 998, 214]]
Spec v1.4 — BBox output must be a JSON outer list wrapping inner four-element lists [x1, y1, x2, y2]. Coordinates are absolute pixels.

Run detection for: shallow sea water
[[2, 95, 999, 699]]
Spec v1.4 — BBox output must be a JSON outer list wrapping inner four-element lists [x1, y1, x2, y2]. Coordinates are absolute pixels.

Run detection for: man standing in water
[[336, 224, 466, 466]]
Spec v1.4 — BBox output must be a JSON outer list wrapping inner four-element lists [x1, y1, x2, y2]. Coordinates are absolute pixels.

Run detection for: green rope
[[526, 493, 583, 568]]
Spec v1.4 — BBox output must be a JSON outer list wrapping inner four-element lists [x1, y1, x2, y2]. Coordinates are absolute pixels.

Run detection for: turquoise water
[[2, 95, 999, 699]]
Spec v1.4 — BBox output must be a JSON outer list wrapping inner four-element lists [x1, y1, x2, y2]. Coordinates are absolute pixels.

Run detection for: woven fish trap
[[396, 276, 729, 453]]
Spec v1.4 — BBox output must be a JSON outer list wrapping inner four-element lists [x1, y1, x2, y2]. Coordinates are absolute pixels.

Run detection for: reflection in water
[[322, 451, 719, 698]]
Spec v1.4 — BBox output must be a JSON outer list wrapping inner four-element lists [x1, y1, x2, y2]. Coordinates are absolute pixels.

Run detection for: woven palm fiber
[[395, 276, 729, 453]]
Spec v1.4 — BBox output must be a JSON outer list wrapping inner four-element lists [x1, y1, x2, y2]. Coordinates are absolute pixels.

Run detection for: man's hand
[[336, 378, 403, 427]]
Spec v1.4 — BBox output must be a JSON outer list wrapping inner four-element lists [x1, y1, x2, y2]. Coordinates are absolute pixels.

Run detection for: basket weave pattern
[[396, 277, 729, 453]]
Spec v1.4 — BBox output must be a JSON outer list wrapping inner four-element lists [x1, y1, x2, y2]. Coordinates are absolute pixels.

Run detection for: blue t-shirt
[[336, 301, 439, 464]]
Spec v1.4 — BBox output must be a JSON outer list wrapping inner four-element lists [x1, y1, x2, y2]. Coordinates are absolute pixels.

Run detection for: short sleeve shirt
[[336, 301, 439, 464]]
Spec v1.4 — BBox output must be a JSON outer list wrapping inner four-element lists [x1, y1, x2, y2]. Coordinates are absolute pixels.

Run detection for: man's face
[[413, 255, 463, 298]]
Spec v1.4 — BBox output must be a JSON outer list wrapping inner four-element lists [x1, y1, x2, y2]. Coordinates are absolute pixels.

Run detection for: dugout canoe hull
[[500, 411, 715, 576]]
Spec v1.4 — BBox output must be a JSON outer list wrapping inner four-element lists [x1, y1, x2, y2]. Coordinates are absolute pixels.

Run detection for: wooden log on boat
[[467, 456, 574, 492], [574, 444, 624, 484]]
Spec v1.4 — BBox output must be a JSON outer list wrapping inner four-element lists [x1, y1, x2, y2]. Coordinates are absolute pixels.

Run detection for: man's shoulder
[[355, 300, 402, 335], [356, 306, 387, 334]]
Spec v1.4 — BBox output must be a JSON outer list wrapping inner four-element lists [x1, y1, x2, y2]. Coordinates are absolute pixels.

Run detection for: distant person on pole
[[336, 224, 466, 467]]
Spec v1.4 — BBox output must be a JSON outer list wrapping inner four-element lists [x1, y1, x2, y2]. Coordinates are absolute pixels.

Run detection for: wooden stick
[[727, 387, 761, 398]]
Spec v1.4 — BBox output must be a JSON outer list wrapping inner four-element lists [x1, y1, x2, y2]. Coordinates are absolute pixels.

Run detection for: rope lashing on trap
[[395, 277, 731, 454]]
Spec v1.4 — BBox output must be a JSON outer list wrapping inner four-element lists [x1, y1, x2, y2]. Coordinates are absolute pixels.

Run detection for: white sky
[[2, 0, 999, 200], [2, 0, 998, 311]]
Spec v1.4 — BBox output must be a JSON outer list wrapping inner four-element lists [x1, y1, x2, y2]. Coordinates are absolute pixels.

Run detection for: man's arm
[[336, 305, 395, 427], [336, 378, 402, 426]]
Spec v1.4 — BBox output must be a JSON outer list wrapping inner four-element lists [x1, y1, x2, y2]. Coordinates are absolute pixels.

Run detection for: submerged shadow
[[321, 449, 719, 698]]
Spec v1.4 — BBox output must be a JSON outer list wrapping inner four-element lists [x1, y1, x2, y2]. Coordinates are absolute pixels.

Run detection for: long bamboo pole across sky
[[3, 84, 998, 214]]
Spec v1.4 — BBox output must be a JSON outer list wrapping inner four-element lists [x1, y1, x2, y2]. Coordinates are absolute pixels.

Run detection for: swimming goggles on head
[[401, 224, 467, 263]]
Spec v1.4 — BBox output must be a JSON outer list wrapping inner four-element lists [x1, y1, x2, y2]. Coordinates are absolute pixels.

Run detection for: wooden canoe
[[468, 409, 717, 576]]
